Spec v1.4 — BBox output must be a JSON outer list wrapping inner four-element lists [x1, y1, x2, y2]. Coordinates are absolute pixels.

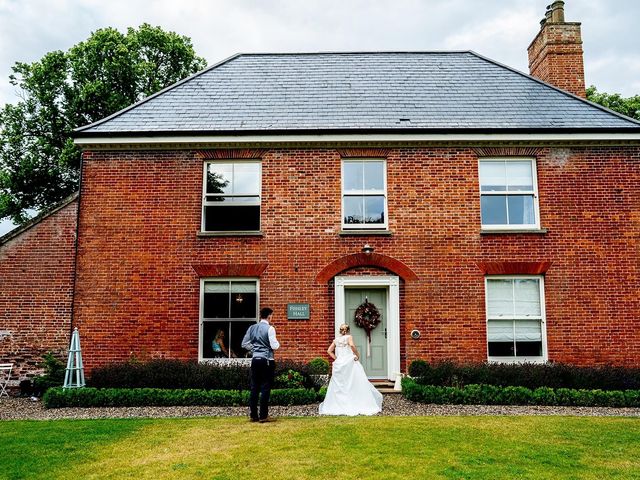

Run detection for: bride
[[319, 324, 383, 416]]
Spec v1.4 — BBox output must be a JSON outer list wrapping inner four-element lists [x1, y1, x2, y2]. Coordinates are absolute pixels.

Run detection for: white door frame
[[334, 275, 400, 381]]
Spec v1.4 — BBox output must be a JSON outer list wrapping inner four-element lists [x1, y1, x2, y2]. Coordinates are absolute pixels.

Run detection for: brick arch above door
[[316, 253, 418, 283]]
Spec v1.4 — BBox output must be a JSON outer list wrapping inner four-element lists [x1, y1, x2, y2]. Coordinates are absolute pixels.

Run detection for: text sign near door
[[287, 303, 310, 320]]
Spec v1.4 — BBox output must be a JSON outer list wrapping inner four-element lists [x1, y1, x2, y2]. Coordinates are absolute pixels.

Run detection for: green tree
[[586, 85, 640, 121], [0, 24, 206, 223]]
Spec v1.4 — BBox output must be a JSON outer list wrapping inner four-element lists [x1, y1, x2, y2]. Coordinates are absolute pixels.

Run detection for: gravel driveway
[[2, 396, 639, 421]]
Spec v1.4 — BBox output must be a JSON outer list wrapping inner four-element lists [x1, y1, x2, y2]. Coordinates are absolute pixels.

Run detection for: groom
[[241, 307, 280, 423]]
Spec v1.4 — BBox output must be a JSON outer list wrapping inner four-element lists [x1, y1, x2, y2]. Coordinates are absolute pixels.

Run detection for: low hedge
[[88, 359, 316, 391], [43, 387, 324, 409], [408, 360, 640, 391], [402, 378, 640, 407]]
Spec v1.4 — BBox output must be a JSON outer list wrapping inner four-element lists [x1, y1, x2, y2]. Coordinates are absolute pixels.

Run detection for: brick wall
[[528, 22, 586, 98], [73, 146, 640, 372], [0, 198, 78, 380]]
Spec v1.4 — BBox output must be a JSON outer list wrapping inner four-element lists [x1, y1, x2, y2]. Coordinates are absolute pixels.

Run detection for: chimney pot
[[550, 1, 565, 22]]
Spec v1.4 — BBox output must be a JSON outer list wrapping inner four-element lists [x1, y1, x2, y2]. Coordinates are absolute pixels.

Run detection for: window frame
[[198, 277, 260, 362], [201, 160, 262, 233], [484, 275, 548, 364], [341, 158, 388, 230], [478, 157, 541, 230]]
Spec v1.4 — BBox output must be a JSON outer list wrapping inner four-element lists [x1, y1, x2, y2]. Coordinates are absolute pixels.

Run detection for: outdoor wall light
[[411, 329, 421, 339], [362, 244, 374, 254]]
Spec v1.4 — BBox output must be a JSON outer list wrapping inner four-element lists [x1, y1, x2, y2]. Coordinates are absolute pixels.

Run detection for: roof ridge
[[467, 50, 640, 127]]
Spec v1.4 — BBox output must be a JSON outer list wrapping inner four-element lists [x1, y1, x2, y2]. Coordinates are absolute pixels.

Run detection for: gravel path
[[2, 396, 639, 420]]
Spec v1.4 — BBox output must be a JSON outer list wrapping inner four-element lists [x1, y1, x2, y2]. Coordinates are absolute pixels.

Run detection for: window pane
[[507, 195, 535, 225], [487, 280, 513, 317], [344, 196, 364, 224], [515, 341, 543, 356], [487, 320, 514, 341], [202, 322, 230, 358], [488, 342, 515, 356], [479, 161, 506, 192], [203, 291, 229, 318], [205, 196, 260, 204], [364, 196, 385, 224], [481, 195, 508, 225], [343, 162, 364, 192], [230, 288, 257, 319], [207, 164, 232, 194], [204, 205, 260, 231], [233, 163, 260, 195], [231, 282, 256, 294], [230, 322, 255, 358], [506, 161, 533, 191], [514, 280, 541, 316], [363, 161, 384, 191], [514, 320, 542, 341]]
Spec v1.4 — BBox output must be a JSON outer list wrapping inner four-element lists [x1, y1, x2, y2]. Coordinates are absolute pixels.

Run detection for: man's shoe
[[258, 416, 276, 423], [249, 417, 259, 422]]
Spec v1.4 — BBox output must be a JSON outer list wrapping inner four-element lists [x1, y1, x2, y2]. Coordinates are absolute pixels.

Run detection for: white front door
[[334, 275, 400, 381]]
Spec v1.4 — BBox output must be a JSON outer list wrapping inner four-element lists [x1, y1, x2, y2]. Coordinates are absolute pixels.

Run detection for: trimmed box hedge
[[87, 359, 317, 391], [44, 387, 324, 409], [408, 360, 640, 391], [402, 378, 640, 407]]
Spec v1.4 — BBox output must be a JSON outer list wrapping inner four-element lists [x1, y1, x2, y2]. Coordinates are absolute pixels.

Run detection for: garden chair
[[0, 363, 13, 397]]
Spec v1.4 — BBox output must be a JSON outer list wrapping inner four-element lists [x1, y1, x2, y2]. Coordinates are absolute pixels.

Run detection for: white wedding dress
[[319, 334, 383, 416]]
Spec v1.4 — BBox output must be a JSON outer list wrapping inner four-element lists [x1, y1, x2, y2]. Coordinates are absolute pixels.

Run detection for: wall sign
[[287, 303, 310, 320]]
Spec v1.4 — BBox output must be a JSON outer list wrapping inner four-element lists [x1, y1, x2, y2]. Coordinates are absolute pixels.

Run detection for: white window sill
[[339, 229, 393, 236], [200, 358, 252, 365], [488, 357, 546, 364], [480, 228, 547, 235], [198, 231, 263, 237]]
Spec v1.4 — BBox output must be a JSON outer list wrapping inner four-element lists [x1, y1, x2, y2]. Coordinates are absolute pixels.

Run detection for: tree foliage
[[586, 85, 640, 121], [0, 24, 206, 223]]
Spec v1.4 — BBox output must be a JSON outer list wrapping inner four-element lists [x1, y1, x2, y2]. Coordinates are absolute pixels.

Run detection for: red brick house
[[3, 2, 640, 380]]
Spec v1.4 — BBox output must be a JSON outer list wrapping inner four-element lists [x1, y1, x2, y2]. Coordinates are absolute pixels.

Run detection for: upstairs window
[[342, 159, 387, 229], [479, 158, 539, 229], [203, 161, 261, 232], [485, 276, 546, 363]]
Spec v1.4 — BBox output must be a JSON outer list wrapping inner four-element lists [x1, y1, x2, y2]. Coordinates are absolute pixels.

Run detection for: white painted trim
[[334, 275, 400, 380], [479, 157, 541, 230], [74, 132, 640, 146], [198, 277, 260, 363], [484, 275, 548, 364], [341, 158, 388, 230], [201, 160, 262, 233]]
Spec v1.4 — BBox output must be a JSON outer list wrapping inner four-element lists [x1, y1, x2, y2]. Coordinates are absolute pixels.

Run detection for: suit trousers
[[249, 357, 275, 420]]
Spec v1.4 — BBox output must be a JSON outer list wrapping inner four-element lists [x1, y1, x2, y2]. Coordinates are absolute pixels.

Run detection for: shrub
[[32, 353, 66, 395], [307, 357, 330, 375], [409, 360, 640, 391], [88, 358, 319, 391], [43, 387, 319, 409], [408, 359, 429, 378], [89, 359, 251, 390], [401, 378, 640, 408], [274, 370, 305, 389]]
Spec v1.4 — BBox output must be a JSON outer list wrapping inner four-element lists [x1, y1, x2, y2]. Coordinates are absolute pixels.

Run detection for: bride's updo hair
[[339, 324, 350, 335]]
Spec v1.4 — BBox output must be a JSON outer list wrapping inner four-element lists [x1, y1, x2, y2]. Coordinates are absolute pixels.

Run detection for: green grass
[[1, 416, 639, 479]]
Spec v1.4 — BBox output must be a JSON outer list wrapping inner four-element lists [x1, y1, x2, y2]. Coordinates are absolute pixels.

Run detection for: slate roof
[[75, 51, 640, 136]]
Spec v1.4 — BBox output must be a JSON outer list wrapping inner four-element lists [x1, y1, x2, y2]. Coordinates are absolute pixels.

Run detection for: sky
[[0, 0, 639, 235]]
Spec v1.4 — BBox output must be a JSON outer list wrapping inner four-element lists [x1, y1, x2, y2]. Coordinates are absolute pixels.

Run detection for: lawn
[[1, 416, 639, 480]]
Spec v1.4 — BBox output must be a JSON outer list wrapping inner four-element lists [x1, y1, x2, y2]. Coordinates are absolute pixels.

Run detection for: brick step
[[370, 380, 401, 394]]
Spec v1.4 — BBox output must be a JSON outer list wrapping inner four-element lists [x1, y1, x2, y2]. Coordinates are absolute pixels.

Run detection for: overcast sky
[[1, 0, 639, 235]]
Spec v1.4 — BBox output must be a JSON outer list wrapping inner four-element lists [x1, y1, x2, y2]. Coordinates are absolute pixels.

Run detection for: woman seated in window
[[212, 329, 236, 358]]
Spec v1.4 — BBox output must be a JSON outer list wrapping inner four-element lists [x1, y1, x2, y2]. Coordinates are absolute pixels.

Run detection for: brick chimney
[[527, 1, 586, 98]]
